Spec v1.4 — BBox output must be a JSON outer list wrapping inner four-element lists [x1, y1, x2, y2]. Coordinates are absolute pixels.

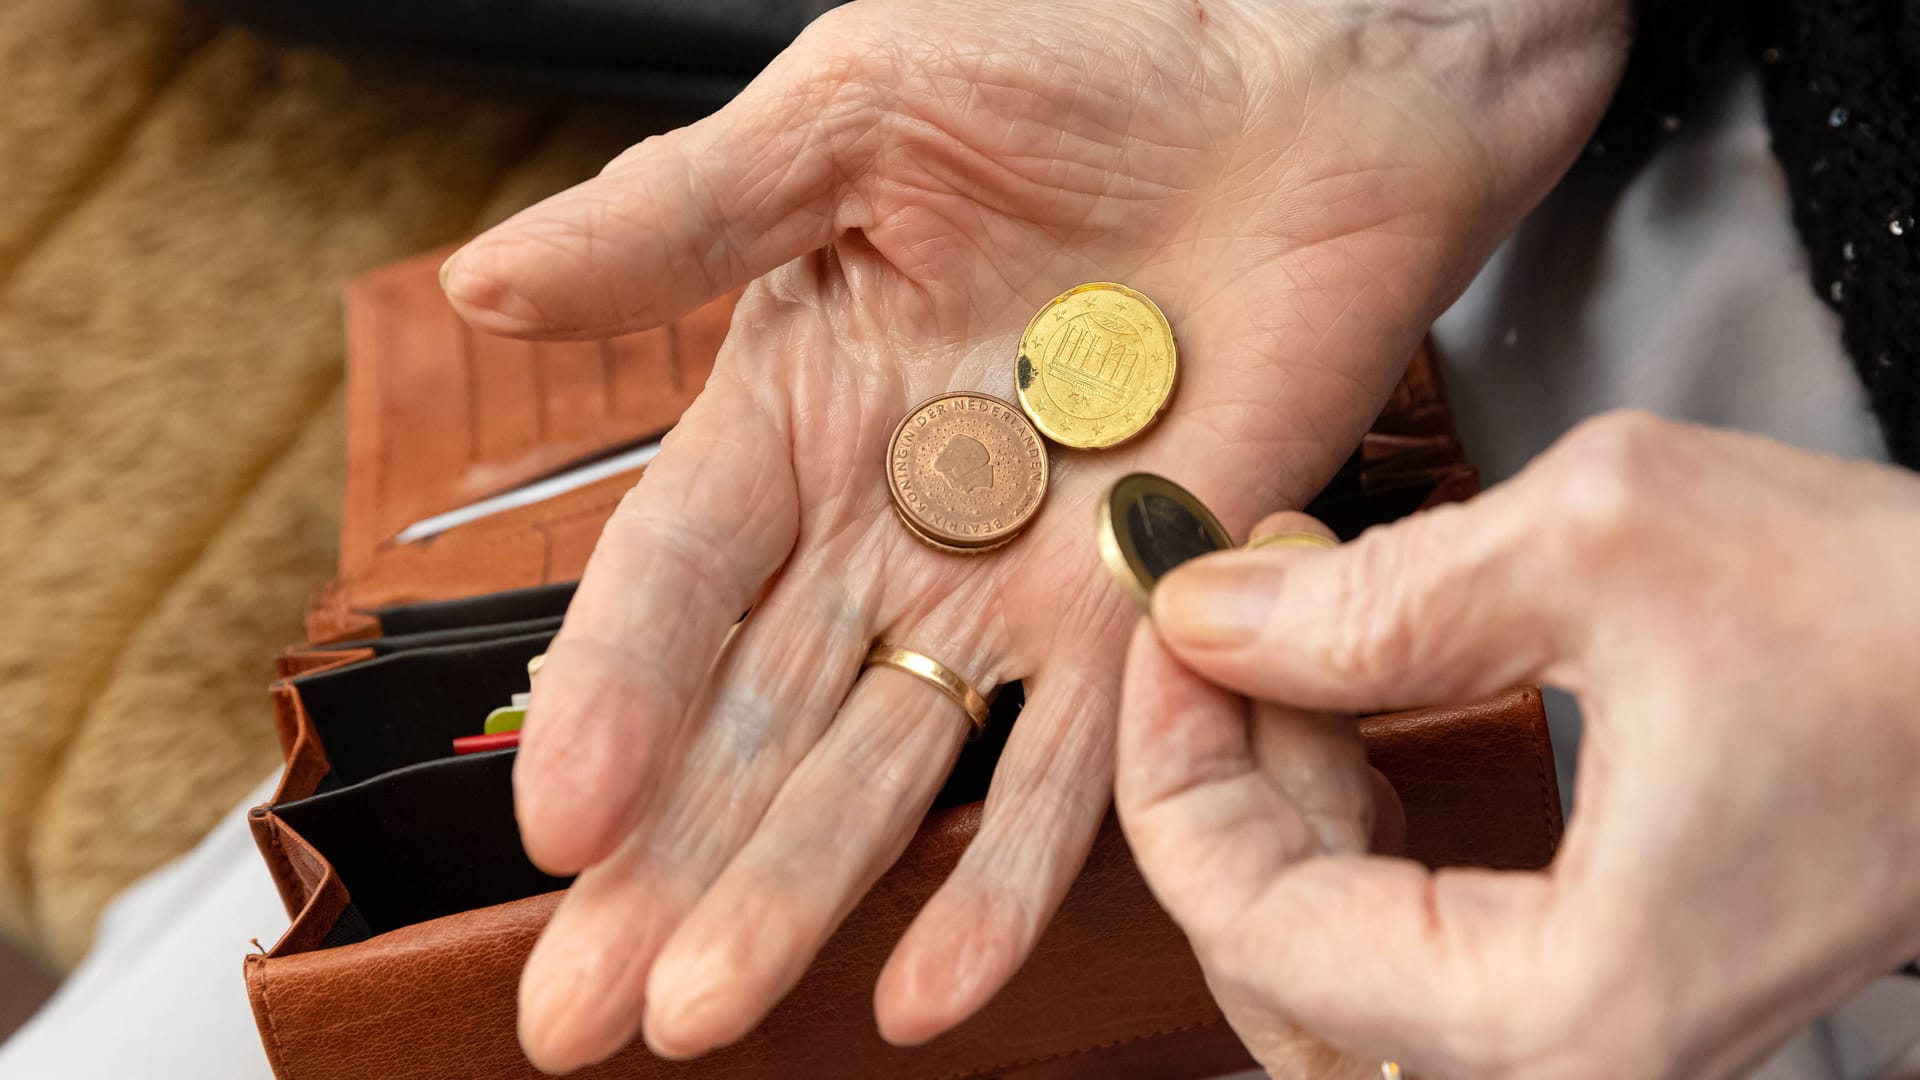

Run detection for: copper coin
[[887, 392, 1049, 552]]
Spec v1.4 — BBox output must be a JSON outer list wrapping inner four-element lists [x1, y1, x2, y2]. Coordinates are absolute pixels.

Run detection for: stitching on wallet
[[1536, 752, 1560, 850], [250, 957, 295, 1079], [931, 1014, 1227, 1080], [262, 819, 296, 907], [1525, 692, 1562, 852]]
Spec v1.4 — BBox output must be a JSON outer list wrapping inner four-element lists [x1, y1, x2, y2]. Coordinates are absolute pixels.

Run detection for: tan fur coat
[[0, 0, 645, 966]]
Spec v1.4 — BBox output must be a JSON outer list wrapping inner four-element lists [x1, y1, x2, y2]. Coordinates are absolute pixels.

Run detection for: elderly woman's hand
[[1118, 411, 1920, 1079], [440, 0, 1626, 1069]]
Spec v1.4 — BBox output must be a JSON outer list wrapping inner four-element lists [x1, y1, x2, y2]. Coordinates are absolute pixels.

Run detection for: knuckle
[[786, 7, 890, 116], [1318, 525, 1435, 696], [856, 757, 932, 821], [1539, 410, 1681, 556], [791, 0, 868, 49], [599, 132, 668, 176]]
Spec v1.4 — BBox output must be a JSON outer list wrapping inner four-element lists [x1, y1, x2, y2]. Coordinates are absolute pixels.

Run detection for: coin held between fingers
[[1247, 530, 1339, 551], [1097, 472, 1232, 611]]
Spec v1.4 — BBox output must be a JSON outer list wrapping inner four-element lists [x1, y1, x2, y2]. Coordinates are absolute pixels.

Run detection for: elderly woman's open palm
[[439, 0, 1626, 1070]]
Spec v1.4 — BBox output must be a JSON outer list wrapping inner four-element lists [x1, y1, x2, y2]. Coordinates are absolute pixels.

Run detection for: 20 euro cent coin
[[1016, 282, 1176, 449]]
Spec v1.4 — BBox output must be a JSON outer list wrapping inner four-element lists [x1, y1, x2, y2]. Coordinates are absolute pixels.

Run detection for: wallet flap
[[249, 806, 350, 938], [367, 582, 575, 636], [1363, 685, 1562, 866], [339, 246, 734, 580], [279, 614, 562, 673]]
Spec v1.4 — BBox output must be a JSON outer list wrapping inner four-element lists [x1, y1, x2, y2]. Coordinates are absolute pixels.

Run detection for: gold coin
[[1246, 530, 1339, 551], [1096, 473, 1231, 610], [887, 392, 1049, 552], [1016, 282, 1176, 449]]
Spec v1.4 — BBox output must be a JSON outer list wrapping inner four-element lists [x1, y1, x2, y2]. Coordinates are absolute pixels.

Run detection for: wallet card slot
[[392, 440, 663, 544], [294, 629, 553, 786], [306, 614, 564, 657], [370, 581, 576, 636], [274, 749, 569, 940]]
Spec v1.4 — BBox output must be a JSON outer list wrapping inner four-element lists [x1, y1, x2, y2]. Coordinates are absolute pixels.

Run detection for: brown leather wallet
[[244, 250, 1558, 1080]]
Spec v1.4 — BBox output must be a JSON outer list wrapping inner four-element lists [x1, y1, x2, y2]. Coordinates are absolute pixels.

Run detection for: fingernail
[[438, 250, 459, 290], [1152, 558, 1283, 648]]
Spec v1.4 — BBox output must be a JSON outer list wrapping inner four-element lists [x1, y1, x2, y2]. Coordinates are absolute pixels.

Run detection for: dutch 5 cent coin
[[888, 392, 1049, 552], [1016, 282, 1176, 449], [1097, 472, 1231, 610]]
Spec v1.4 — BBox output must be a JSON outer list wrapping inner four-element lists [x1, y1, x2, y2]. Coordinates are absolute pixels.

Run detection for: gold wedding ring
[[1381, 1063, 1403, 1080], [1246, 530, 1339, 551], [863, 642, 990, 735]]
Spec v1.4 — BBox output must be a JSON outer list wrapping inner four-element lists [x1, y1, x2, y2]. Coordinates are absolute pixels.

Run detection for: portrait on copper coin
[[934, 434, 993, 493]]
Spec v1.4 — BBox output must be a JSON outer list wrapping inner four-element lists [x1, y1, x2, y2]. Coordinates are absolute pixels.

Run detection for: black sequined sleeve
[[1582, 0, 1920, 466], [1751, 0, 1920, 467]]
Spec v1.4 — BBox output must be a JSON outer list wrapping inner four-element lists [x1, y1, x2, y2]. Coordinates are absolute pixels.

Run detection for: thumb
[[441, 18, 871, 339], [1150, 481, 1575, 714], [1117, 616, 1573, 1078]]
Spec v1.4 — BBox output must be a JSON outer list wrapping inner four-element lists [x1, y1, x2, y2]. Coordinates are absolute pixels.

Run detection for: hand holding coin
[[438, 0, 1625, 1068]]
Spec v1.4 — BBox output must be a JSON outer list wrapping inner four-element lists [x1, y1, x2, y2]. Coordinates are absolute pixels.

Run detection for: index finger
[[516, 382, 800, 873]]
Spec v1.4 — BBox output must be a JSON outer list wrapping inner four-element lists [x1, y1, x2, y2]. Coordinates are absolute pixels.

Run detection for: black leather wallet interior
[[1313, 475, 1447, 540], [277, 748, 566, 938], [195, 0, 836, 109], [295, 629, 555, 788], [369, 582, 575, 637], [277, 599, 1020, 948], [307, 615, 564, 657]]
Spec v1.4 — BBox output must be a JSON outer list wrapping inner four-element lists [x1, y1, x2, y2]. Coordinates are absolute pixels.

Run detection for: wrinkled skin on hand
[[441, 0, 1627, 1070], [1125, 413, 1920, 1078]]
